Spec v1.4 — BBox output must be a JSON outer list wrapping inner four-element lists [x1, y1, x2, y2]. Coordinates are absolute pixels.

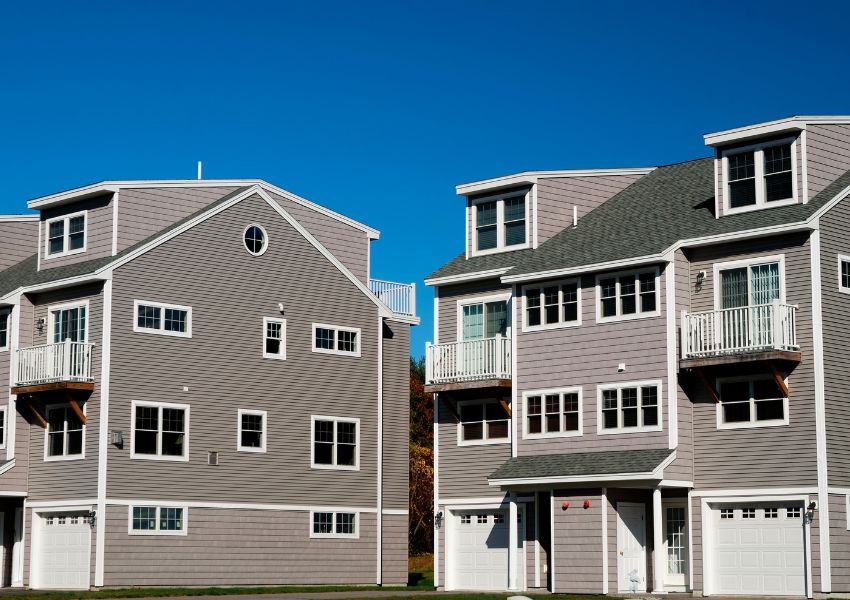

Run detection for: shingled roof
[[489, 448, 674, 483]]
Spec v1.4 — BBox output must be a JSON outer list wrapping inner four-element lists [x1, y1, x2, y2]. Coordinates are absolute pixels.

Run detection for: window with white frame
[[45, 211, 86, 257], [45, 405, 84, 459], [458, 399, 510, 445], [263, 317, 286, 359], [312, 324, 360, 357], [472, 191, 528, 254], [134, 301, 191, 337], [132, 402, 189, 460], [839, 255, 850, 294], [724, 139, 796, 212], [597, 269, 658, 321], [523, 280, 580, 330], [130, 506, 186, 535], [716, 375, 787, 429], [598, 382, 661, 433], [49, 302, 87, 343], [238, 409, 266, 452], [0, 311, 8, 350], [311, 511, 357, 538], [312, 416, 358, 469], [524, 388, 581, 438], [243, 224, 268, 256]]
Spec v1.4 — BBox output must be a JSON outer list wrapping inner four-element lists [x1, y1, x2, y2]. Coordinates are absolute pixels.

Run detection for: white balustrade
[[369, 279, 416, 317], [15, 340, 95, 387], [425, 336, 511, 384]]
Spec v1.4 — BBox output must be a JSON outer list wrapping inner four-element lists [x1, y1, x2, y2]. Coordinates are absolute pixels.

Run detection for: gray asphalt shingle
[[489, 448, 674, 481]]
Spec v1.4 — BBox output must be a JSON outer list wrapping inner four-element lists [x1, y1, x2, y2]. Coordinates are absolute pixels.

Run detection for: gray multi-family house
[[0, 179, 417, 589], [425, 115, 850, 598]]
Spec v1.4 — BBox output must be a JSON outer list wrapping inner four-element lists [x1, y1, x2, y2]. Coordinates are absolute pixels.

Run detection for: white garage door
[[712, 503, 805, 596], [449, 509, 509, 591], [34, 512, 91, 590]]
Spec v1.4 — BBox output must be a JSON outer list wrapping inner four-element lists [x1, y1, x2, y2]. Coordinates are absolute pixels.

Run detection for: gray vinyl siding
[[436, 396, 510, 498], [515, 265, 669, 456], [667, 249, 693, 481], [806, 124, 850, 201], [382, 320, 410, 511], [115, 187, 240, 252], [552, 488, 604, 594], [25, 283, 103, 500], [265, 190, 371, 284], [40, 195, 114, 270], [535, 175, 644, 244], [0, 309, 28, 493], [829, 493, 850, 592], [102, 505, 378, 586], [819, 197, 850, 486], [381, 513, 408, 585], [0, 219, 37, 272], [436, 278, 511, 344], [107, 192, 382, 505], [688, 232, 818, 489]]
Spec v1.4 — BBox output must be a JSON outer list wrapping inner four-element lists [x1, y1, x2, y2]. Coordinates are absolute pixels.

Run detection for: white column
[[509, 495, 519, 591], [652, 488, 665, 594]]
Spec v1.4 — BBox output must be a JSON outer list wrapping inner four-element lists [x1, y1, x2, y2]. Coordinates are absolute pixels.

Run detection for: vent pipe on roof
[[572, 206, 578, 228], [197, 161, 203, 180]]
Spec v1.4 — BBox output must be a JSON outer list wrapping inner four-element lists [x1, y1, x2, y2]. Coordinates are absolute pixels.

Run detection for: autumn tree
[[409, 356, 434, 554]]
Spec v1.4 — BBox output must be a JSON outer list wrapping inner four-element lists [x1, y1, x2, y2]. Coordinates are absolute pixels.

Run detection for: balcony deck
[[12, 341, 95, 395], [425, 336, 511, 393]]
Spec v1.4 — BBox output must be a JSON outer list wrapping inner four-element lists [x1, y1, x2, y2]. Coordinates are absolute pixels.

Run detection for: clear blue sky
[[2, 1, 849, 357]]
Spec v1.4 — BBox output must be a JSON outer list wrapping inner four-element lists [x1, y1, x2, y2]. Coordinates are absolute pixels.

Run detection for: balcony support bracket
[[499, 398, 512, 418], [769, 363, 790, 398], [441, 395, 461, 423], [65, 392, 87, 425], [28, 402, 48, 429], [695, 368, 721, 404]]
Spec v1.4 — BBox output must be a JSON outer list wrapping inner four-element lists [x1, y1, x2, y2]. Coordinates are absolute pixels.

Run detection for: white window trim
[[456, 398, 512, 447], [522, 387, 583, 439], [243, 223, 269, 257], [469, 189, 531, 257], [43, 403, 85, 462], [308, 510, 360, 539], [237, 408, 267, 453], [0, 310, 9, 352], [711, 254, 787, 310], [46, 300, 90, 343], [455, 292, 512, 341], [838, 254, 850, 295], [127, 505, 189, 536], [133, 300, 193, 338], [310, 415, 360, 471], [521, 278, 582, 332], [715, 374, 790, 430], [0, 406, 8, 451], [44, 210, 88, 259], [595, 267, 661, 324], [263, 317, 287, 360], [722, 137, 799, 216], [596, 380, 664, 435], [130, 400, 190, 462], [311, 323, 361, 357]]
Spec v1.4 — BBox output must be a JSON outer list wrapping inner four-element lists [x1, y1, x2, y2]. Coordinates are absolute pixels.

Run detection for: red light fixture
[[562, 501, 570, 510], [584, 499, 591, 509]]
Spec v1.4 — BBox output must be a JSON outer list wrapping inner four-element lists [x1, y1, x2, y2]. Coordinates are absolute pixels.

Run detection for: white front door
[[662, 502, 689, 588], [33, 512, 91, 589], [617, 502, 647, 592]]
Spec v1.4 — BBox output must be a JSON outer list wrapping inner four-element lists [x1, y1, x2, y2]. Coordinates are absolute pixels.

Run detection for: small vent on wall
[[207, 451, 219, 466]]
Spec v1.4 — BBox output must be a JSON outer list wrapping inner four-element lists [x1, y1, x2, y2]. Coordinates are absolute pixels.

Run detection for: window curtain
[[720, 268, 749, 309], [750, 263, 780, 305]]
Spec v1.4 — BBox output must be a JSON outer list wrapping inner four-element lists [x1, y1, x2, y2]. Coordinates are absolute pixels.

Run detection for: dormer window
[[472, 191, 528, 255], [45, 211, 87, 257], [723, 139, 796, 213]]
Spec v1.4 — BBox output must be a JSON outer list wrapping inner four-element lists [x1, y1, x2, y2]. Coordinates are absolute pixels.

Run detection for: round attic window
[[243, 225, 268, 256]]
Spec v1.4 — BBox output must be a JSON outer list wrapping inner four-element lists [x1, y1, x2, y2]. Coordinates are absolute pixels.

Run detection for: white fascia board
[[424, 267, 513, 287], [0, 459, 15, 476], [704, 115, 850, 147], [0, 272, 112, 305], [455, 167, 655, 196], [488, 472, 663, 487], [0, 215, 38, 222], [501, 254, 667, 284]]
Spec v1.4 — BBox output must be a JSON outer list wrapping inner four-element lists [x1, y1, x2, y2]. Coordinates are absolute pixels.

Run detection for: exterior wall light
[[584, 499, 591, 509], [562, 501, 570, 510]]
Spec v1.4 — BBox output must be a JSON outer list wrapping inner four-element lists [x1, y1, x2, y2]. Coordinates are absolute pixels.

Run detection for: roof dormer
[[466, 187, 531, 257]]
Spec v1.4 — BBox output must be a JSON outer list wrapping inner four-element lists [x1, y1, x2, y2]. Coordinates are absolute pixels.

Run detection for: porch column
[[652, 488, 665, 593], [508, 494, 518, 590]]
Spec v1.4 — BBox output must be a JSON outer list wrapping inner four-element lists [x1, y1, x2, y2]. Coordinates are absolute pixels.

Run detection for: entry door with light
[[719, 262, 780, 348], [662, 502, 689, 589], [50, 305, 87, 343], [460, 300, 508, 377]]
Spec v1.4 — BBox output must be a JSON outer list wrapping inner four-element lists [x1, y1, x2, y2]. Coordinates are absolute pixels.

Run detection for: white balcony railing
[[369, 279, 416, 317], [15, 340, 95, 387], [425, 336, 511, 385], [681, 301, 799, 360]]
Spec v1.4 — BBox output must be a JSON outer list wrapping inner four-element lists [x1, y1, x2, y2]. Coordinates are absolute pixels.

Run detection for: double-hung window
[[839, 255, 850, 294], [458, 399, 510, 445], [312, 324, 360, 357], [524, 280, 580, 330], [716, 376, 787, 429], [310, 511, 358, 538], [263, 317, 286, 359], [598, 382, 661, 433], [238, 409, 267, 452], [132, 401, 189, 460], [45, 211, 86, 257], [724, 139, 796, 212], [130, 506, 186, 535], [45, 405, 84, 460], [472, 191, 528, 254], [0, 311, 8, 350], [597, 269, 659, 322], [134, 301, 192, 338], [524, 388, 581, 438], [312, 416, 358, 469]]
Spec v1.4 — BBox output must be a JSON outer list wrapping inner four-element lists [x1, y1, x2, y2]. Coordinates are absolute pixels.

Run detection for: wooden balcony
[[425, 336, 511, 393], [12, 340, 96, 394], [680, 301, 801, 369], [369, 278, 416, 318]]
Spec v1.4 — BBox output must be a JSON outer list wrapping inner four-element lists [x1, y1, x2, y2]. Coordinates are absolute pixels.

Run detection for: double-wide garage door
[[711, 502, 805, 596], [34, 512, 91, 589]]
